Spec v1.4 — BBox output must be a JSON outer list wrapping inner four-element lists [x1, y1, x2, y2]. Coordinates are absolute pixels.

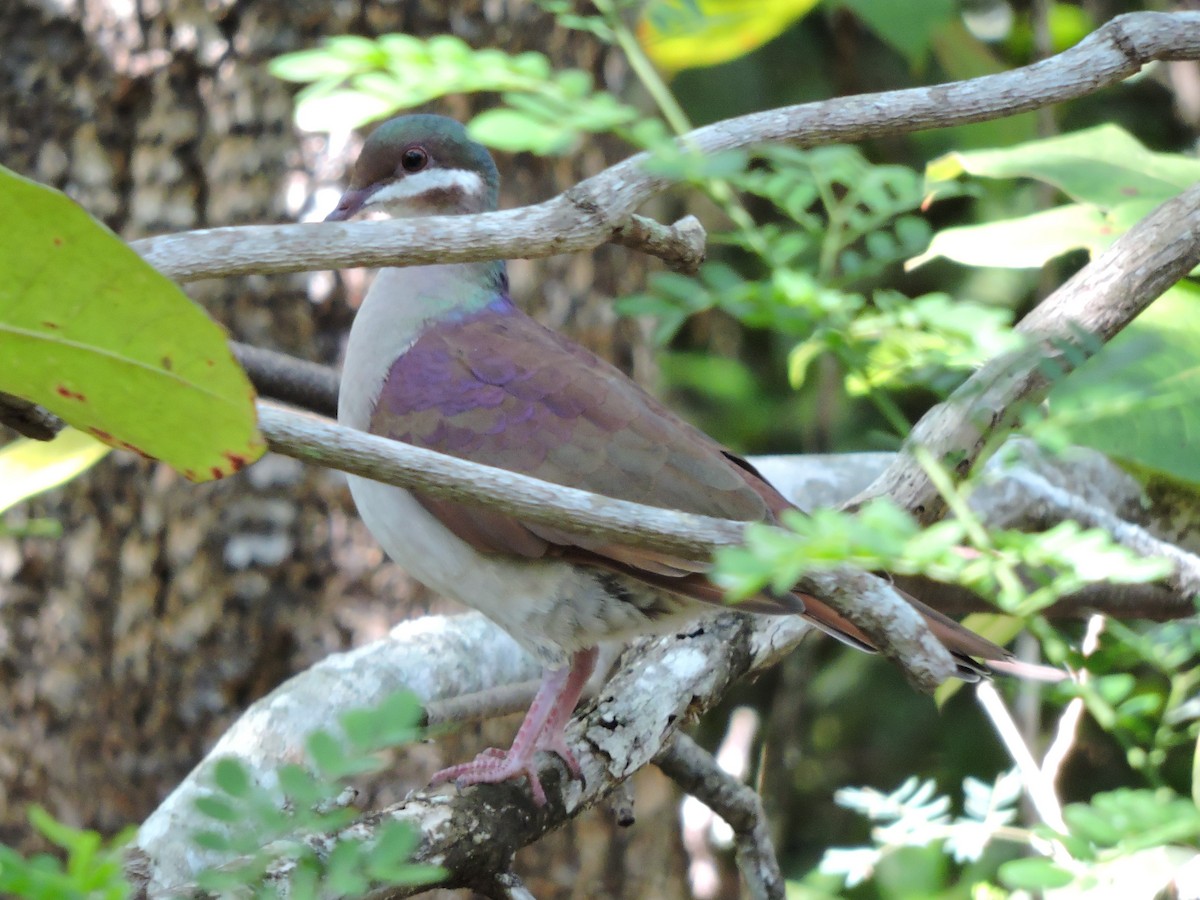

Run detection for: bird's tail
[[796, 590, 1064, 683]]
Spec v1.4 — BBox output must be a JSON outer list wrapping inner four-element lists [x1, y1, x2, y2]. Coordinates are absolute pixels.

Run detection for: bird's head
[[325, 114, 500, 222]]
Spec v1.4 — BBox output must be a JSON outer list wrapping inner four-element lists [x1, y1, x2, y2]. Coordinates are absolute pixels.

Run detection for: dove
[[329, 114, 1009, 805]]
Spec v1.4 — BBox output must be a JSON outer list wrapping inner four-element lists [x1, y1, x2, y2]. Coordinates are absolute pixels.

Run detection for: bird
[[328, 114, 1012, 806]]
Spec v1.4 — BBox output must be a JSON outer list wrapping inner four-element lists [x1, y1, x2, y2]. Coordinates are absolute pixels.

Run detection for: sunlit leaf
[[294, 86, 401, 132], [933, 614, 1024, 707], [637, 0, 820, 74], [926, 125, 1200, 209], [910, 203, 1112, 269], [0, 428, 110, 513], [468, 108, 574, 154], [268, 49, 363, 82], [0, 168, 263, 482], [997, 857, 1074, 890]]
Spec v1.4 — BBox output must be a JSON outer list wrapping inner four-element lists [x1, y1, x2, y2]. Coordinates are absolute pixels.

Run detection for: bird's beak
[[325, 187, 373, 222]]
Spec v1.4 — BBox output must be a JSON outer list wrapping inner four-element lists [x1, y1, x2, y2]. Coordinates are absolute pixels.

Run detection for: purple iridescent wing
[[368, 299, 785, 573]]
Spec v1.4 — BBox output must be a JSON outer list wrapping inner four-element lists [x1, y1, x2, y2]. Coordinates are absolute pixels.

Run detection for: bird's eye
[[400, 147, 428, 173]]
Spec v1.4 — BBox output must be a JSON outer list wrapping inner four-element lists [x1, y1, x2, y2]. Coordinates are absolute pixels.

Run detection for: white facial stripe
[[364, 168, 485, 207]]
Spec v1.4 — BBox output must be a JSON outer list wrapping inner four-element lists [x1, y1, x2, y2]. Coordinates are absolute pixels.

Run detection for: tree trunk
[[0, 1, 683, 895]]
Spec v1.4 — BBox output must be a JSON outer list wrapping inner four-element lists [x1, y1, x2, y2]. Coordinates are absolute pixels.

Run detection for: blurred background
[[2, 1, 1197, 897]]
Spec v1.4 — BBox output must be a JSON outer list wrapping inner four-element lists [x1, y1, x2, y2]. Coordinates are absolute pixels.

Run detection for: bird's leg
[[430, 647, 598, 806], [526, 646, 598, 778]]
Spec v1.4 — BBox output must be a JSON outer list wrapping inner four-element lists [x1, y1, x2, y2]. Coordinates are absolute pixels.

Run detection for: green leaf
[[926, 125, 1200, 209], [0, 168, 263, 482], [837, 0, 955, 67], [0, 428, 110, 513], [193, 795, 240, 823], [212, 758, 252, 799], [468, 108, 574, 154], [190, 830, 233, 852], [1048, 284, 1200, 487], [276, 764, 330, 808], [366, 822, 440, 884], [998, 857, 1074, 890], [933, 614, 1023, 707], [325, 839, 369, 894], [268, 49, 363, 82], [294, 87, 401, 132], [340, 691, 425, 751], [638, 0, 821, 74]]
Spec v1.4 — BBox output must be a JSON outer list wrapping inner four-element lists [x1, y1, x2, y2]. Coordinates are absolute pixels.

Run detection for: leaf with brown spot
[[0, 167, 264, 481]]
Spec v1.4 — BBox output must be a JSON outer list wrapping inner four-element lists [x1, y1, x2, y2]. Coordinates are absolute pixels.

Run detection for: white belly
[[346, 473, 599, 664]]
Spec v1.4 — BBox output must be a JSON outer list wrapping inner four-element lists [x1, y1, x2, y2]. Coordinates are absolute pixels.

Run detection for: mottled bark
[[0, 2, 679, 896]]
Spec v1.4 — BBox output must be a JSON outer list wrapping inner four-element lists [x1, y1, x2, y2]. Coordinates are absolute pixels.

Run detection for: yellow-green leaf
[[638, 0, 819, 75], [925, 125, 1200, 209], [0, 167, 263, 481], [0, 428, 111, 513]]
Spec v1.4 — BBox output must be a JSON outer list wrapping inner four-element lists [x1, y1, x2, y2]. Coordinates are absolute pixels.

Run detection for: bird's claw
[[429, 734, 582, 807]]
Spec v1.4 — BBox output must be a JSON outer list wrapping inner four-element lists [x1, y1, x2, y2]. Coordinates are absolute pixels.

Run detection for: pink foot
[[429, 648, 598, 806], [431, 746, 553, 806]]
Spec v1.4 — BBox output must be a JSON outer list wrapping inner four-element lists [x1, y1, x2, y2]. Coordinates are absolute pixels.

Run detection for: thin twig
[[128, 12, 1200, 282], [656, 732, 785, 900], [1040, 615, 1105, 789], [422, 681, 542, 728]]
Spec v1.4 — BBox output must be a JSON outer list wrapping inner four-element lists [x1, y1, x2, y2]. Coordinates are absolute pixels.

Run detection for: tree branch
[[655, 733, 785, 900], [847, 177, 1200, 523], [129, 12, 1200, 282], [131, 611, 810, 898], [0, 390, 64, 440]]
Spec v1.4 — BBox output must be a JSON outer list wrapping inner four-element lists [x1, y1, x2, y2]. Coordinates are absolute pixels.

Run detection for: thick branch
[[258, 401, 746, 558], [131, 612, 810, 898], [848, 178, 1200, 524], [130, 12, 1200, 281]]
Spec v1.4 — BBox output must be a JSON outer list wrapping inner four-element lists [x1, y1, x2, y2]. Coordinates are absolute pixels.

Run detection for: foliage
[[191, 690, 442, 897], [714, 495, 1171, 618], [620, 143, 1017, 431], [0, 428, 109, 514], [0, 691, 439, 899], [635, 0, 821, 74], [270, 34, 639, 154], [917, 124, 1200, 268], [912, 126, 1200, 486], [806, 776, 1200, 896], [0, 167, 264, 485], [0, 807, 133, 900]]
